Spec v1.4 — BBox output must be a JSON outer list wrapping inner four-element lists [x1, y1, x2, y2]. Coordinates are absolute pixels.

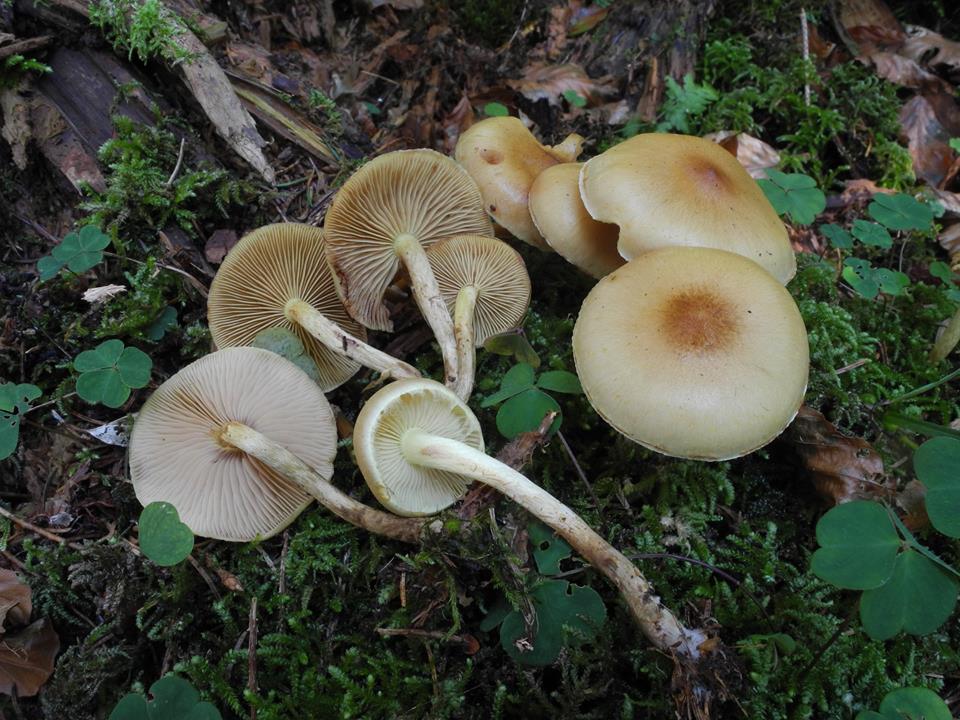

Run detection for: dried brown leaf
[[837, 0, 905, 54], [0, 619, 59, 698], [545, 5, 570, 60], [707, 131, 780, 179], [507, 63, 616, 107], [864, 51, 947, 91], [897, 479, 929, 532], [786, 406, 893, 505], [204, 229, 238, 265], [902, 26, 960, 82], [569, 5, 609, 37], [0, 571, 31, 630], [899, 94, 955, 187]]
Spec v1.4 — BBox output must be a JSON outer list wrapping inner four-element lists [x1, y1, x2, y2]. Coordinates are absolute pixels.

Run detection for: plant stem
[[450, 285, 478, 400], [285, 299, 420, 380], [219, 422, 423, 544], [882, 366, 960, 405], [394, 234, 459, 386], [399, 428, 705, 658]]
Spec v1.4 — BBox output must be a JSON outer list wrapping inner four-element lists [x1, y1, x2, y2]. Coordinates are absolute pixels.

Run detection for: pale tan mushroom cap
[[454, 117, 583, 251], [323, 149, 493, 331], [208, 223, 363, 392], [427, 235, 531, 345], [573, 247, 809, 461], [129, 347, 337, 541], [579, 133, 796, 284], [529, 163, 624, 278], [353, 378, 484, 516]]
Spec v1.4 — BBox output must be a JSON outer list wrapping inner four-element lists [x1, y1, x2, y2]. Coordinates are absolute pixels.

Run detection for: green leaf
[[868, 193, 936, 232], [36, 255, 66, 282], [875, 268, 910, 296], [479, 595, 512, 633], [842, 258, 879, 299], [562, 89, 587, 108], [851, 220, 892, 248], [74, 340, 152, 408], [876, 687, 952, 720], [77, 368, 131, 408], [929, 260, 956, 283], [75, 339, 125, 371], [854, 712, 887, 720], [859, 549, 958, 640], [528, 521, 572, 575], [251, 327, 322, 385], [883, 411, 960, 440], [656, 74, 717, 134], [481, 364, 536, 408], [496, 388, 561, 440], [138, 502, 194, 566], [0, 383, 41, 461], [951, 137, 960, 153], [810, 501, 900, 590], [145, 306, 178, 342], [117, 347, 153, 388], [758, 169, 825, 225], [483, 331, 540, 368], [44, 225, 111, 276], [819, 223, 853, 250], [483, 102, 509, 117], [914, 437, 960, 538], [499, 580, 606, 666], [536, 370, 582, 395], [109, 675, 222, 720]]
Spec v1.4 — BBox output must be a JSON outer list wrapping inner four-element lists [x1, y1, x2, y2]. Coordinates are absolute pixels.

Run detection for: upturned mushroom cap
[[208, 223, 364, 391], [427, 235, 531, 345], [129, 347, 337, 541], [573, 247, 808, 461], [323, 149, 493, 331], [353, 378, 484, 516], [454, 117, 584, 251], [528, 162, 624, 278], [578, 133, 796, 284]]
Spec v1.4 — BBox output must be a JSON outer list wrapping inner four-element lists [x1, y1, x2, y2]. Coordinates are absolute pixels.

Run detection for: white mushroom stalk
[[353, 379, 704, 658], [451, 285, 479, 400]]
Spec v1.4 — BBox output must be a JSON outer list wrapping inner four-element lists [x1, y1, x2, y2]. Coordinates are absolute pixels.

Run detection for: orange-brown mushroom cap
[[129, 347, 337, 541]]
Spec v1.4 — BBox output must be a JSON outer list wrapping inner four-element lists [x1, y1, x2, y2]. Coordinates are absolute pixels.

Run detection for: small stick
[[165, 138, 187, 186], [248, 597, 259, 720], [375, 627, 475, 648], [835, 358, 870, 375], [0, 506, 84, 551], [800, 8, 811, 106], [556, 430, 600, 508]]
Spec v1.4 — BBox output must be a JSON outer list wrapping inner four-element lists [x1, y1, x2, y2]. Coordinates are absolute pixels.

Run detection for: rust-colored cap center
[[659, 288, 740, 354]]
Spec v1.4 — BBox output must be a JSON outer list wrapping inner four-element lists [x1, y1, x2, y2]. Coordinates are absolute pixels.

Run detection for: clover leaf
[[810, 501, 900, 590], [855, 687, 952, 720], [528, 521, 573, 575], [251, 327, 322, 385], [819, 223, 853, 250], [482, 364, 583, 439], [868, 193, 936, 232], [913, 437, 960, 538], [74, 339, 152, 408], [859, 548, 958, 640], [0, 382, 41, 461], [842, 259, 910, 299], [851, 220, 892, 249], [758, 169, 825, 225], [37, 225, 111, 281], [138, 502, 194, 567], [144, 306, 178, 342], [110, 675, 221, 720]]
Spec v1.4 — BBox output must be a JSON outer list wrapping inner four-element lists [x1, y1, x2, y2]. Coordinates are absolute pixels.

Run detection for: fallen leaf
[[901, 26, 960, 83], [82, 284, 127, 304], [204, 229, 238, 265], [837, 0, 905, 55], [0, 570, 31, 629], [931, 305, 960, 363], [544, 5, 570, 60], [897, 479, 929, 532], [938, 222, 960, 262], [786, 406, 893, 505], [899, 94, 955, 187], [0, 87, 31, 171], [707, 131, 780, 178], [864, 51, 947, 91], [0, 618, 59, 697], [568, 5, 609, 37], [507, 63, 616, 107]]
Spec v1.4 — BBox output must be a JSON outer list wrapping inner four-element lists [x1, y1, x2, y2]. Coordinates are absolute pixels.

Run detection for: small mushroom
[[579, 133, 796, 284], [454, 117, 584, 250], [573, 247, 809, 460], [427, 235, 531, 400], [324, 149, 493, 386], [353, 378, 704, 657], [528, 162, 624, 278], [129, 347, 422, 543], [208, 223, 418, 390]]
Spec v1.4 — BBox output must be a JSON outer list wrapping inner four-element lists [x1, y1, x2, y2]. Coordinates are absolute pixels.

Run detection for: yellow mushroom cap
[[427, 235, 531, 345], [578, 133, 796, 284], [323, 149, 493, 332], [528, 162, 624, 278], [129, 347, 337, 541], [353, 378, 484, 516], [454, 117, 584, 251], [207, 223, 364, 392], [573, 247, 809, 461]]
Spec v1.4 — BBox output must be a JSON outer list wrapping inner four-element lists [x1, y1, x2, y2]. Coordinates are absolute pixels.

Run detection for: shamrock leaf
[[855, 687, 952, 720], [859, 548, 958, 640], [144, 306, 178, 342], [528, 521, 572, 575], [842, 259, 880, 299], [819, 223, 853, 250], [874, 268, 910, 296], [497, 389, 561, 439], [913, 437, 960, 538], [110, 675, 222, 720], [851, 220, 892, 248], [810, 501, 900, 590], [536, 370, 582, 395], [252, 327, 322, 385], [928, 260, 957, 283], [138, 502, 194, 567], [38, 225, 111, 281], [498, 580, 606, 666], [481, 363, 536, 407], [483, 330, 540, 368], [758, 169, 825, 225], [868, 193, 936, 232], [0, 383, 41, 461], [74, 339, 152, 408]]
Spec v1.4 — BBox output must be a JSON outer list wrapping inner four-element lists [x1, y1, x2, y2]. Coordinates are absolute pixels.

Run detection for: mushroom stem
[[219, 422, 423, 544], [399, 428, 705, 658], [393, 234, 460, 386], [449, 285, 478, 401], [285, 299, 420, 380]]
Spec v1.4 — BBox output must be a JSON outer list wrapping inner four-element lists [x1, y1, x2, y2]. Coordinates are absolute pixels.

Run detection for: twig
[[800, 8, 811, 106], [165, 138, 187, 186], [834, 358, 869, 375], [375, 627, 476, 648], [0, 506, 84, 551], [248, 597, 259, 720], [556, 430, 600, 508], [187, 554, 221, 599]]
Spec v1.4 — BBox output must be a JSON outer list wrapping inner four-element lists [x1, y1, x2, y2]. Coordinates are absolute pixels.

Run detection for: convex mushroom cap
[[579, 133, 796, 284], [573, 247, 809, 460], [454, 116, 584, 251], [528, 162, 623, 278]]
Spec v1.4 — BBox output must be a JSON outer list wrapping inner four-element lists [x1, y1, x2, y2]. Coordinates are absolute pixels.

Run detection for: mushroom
[[208, 224, 419, 391], [323, 149, 493, 386], [528, 162, 624, 278], [573, 247, 809, 460], [579, 133, 796, 284], [454, 117, 584, 251], [426, 235, 531, 400], [353, 378, 705, 657], [129, 347, 422, 543]]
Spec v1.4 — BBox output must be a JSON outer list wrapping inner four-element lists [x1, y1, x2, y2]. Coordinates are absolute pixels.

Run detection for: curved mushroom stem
[[220, 422, 424, 544], [393, 234, 459, 386], [285, 299, 420, 380], [399, 428, 705, 658], [449, 285, 478, 401]]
